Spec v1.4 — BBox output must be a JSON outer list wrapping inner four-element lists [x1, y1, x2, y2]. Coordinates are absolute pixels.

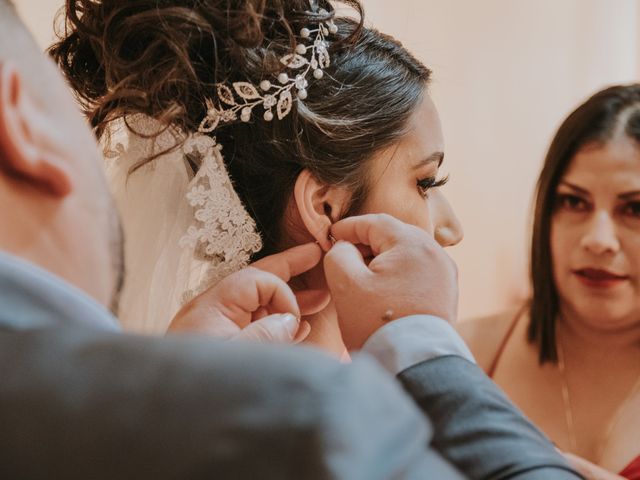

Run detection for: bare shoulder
[[456, 309, 522, 374]]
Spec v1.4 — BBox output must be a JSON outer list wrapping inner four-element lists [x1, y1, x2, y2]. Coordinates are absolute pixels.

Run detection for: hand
[[168, 243, 330, 343], [562, 452, 625, 480], [324, 214, 458, 349]]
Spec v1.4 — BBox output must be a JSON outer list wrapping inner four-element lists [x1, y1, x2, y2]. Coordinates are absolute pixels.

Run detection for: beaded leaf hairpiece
[[198, 9, 337, 133]]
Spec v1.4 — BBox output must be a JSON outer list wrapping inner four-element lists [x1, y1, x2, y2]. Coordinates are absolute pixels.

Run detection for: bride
[[49, 0, 462, 355]]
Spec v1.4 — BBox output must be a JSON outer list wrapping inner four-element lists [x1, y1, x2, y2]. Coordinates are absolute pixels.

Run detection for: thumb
[[231, 313, 300, 343], [324, 240, 371, 292]]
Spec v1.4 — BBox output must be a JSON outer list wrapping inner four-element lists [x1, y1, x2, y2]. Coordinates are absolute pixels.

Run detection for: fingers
[[252, 243, 323, 282], [253, 289, 329, 319], [218, 267, 300, 328], [293, 320, 311, 343], [355, 243, 374, 262], [170, 265, 308, 342], [252, 306, 270, 321], [232, 313, 301, 343], [330, 214, 412, 255], [167, 304, 241, 338], [252, 268, 301, 317], [323, 240, 371, 291], [252, 243, 330, 316]]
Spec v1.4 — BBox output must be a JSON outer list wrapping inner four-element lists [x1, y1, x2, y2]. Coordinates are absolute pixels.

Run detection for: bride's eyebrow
[[412, 151, 444, 171]]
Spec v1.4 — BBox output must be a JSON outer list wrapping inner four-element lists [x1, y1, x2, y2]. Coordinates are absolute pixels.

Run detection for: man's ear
[[0, 63, 71, 197], [294, 169, 350, 251]]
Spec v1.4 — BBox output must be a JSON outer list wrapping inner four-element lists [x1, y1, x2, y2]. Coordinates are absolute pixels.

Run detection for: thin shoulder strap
[[487, 304, 527, 378]]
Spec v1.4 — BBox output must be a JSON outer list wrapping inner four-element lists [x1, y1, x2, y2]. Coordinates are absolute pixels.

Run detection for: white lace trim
[[179, 134, 262, 300], [102, 114, 262, 315]]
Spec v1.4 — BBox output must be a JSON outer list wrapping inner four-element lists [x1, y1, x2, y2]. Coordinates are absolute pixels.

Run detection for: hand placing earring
[[168, 243, 329, 344], [324, 213, 458, 349]]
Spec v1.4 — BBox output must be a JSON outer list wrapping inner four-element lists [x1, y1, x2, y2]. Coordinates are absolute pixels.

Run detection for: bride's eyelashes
[[417, 175, 449, 198]]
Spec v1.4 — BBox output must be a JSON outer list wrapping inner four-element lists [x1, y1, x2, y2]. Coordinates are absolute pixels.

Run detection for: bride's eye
[[417, 175, 449, 198]]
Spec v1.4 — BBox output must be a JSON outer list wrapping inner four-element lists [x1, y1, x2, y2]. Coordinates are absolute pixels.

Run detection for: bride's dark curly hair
[[49, 0, 362, 138], [50, 0, 432, 259]]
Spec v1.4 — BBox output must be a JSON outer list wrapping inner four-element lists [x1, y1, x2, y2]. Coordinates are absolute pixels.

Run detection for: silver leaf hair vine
[[198, 7, 337, 133], [181, 3, 338, 298]]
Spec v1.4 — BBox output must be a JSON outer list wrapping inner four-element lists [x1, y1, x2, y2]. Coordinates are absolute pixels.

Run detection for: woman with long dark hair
[[461, 85, 640, 480]]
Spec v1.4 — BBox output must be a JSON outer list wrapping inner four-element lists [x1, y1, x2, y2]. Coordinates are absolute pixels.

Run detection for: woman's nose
[[433, 193, 463, 247], [580, 210, 620, 256]]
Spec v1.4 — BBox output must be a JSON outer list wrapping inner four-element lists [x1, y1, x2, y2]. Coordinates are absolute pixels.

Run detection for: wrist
[[361, 315, 475, 375]]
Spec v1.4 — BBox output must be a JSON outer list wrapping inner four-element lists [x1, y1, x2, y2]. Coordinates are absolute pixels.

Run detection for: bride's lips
[[572, 268, 629, 289]]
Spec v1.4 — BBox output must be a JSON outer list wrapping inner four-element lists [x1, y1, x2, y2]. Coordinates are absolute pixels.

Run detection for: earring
[[328, 234, 337, 245]]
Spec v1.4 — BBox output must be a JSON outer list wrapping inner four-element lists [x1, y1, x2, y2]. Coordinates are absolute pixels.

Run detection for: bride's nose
[[433, 193, 463, 247]]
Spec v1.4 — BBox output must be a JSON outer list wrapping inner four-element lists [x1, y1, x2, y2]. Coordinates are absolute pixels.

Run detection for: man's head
[[0, 0, 123, 310]]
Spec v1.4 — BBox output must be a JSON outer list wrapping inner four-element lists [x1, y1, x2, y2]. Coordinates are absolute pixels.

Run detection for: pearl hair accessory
[[198, 6, 337, 133], [179, 3, 337, 300]]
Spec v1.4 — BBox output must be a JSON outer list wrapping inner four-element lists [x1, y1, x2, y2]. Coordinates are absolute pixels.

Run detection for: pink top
[[621, 455, 640, 479]]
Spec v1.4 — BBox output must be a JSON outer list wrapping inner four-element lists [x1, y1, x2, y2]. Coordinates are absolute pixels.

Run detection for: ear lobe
[[294, 169, 349, 252], [0, 63, 72, 197]]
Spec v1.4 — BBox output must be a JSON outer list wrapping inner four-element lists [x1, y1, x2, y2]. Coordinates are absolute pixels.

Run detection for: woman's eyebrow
[[618, 190, 640, 200], [558, 180, 589, 195], [412, 151, 444, 171], [560, 181, 640, 199]]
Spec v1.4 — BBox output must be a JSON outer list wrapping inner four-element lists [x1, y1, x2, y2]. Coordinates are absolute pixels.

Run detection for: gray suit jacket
[[399, 356, 581, 479], [0, 253, 581, 479]]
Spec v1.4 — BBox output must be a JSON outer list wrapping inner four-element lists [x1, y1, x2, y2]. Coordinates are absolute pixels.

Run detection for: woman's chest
[[493, 332, 640, 471]]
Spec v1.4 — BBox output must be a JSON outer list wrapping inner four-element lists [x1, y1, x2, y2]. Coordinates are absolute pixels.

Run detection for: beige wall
[[365, 0, 640, 319], [13, 0, 63, 48], [16, 0, 640, 319]]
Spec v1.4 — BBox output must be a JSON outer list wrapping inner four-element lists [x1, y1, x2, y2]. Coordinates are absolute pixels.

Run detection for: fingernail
[[279, 313, 299, 335]]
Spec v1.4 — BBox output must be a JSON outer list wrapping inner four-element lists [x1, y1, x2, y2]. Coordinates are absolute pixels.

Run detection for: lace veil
[[103, 5, 333, 333], [103, 115, 262, 333]]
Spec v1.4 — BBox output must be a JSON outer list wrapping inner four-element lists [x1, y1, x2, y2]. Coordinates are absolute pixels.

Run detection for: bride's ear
[[294, 169, 350, 251]]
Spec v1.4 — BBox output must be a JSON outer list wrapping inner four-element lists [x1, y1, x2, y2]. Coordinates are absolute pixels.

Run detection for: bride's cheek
[[412, 208, 434, 235], [392, 192, 433, 232], [390, 195, 433, 233]]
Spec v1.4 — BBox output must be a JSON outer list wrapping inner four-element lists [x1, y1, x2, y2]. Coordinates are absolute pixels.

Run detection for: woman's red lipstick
[[573, 268, 629, 288]]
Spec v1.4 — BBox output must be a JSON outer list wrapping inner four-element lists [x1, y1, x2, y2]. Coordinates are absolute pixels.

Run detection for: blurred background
[[14, 0, 640, 320]]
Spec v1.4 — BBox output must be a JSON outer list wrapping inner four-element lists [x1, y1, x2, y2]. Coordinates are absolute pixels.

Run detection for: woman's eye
[[621, 201, 640, 218], [555, 193, 589, 212], [417, 175, 448, 197]]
